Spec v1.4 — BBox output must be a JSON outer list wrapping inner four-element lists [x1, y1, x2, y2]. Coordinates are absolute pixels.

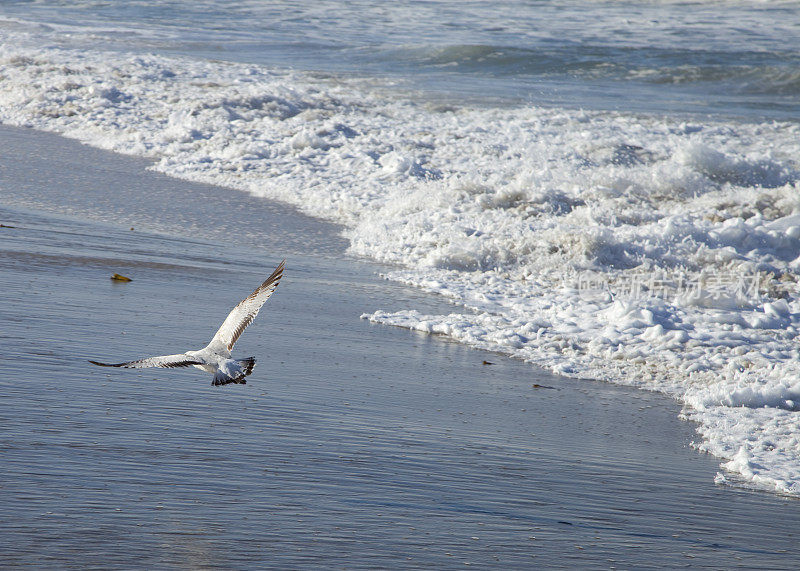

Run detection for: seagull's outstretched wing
[[208, 260, 285, 353], [89, 354, 202, 369]]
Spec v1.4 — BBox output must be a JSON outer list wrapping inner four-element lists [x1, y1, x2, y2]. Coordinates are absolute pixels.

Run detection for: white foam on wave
[[2, 39, 800, 495]]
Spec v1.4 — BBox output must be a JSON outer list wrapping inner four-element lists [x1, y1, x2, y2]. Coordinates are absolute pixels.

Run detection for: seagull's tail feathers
[[239, 357, 257, 377], [212, 357, 256, 386]]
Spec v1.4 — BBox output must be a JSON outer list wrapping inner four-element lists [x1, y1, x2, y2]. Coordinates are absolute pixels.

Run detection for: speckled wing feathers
[[88, 354, 201, 368], [209, 260, 284, 352]]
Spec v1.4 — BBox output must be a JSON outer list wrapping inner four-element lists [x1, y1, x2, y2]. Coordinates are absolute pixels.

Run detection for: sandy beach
[[2, 125, 800, 568]]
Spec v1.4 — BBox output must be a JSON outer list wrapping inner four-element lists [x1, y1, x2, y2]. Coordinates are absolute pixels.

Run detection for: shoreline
[[2, 125, 800, 568]]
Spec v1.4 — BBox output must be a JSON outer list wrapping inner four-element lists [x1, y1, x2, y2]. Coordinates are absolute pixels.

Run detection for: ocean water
[[1, 0, 800, 498], [6, 192, 800, 568]]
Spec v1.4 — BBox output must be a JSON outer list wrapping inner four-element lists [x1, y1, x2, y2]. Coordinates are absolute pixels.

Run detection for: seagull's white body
[[90, 260, 284, 386]]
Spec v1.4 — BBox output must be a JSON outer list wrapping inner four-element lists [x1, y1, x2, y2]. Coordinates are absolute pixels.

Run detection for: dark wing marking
[[88, 354, 202, 369], [208, 260, 284, 352]]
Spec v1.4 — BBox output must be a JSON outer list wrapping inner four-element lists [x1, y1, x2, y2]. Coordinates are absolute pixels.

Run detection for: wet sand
[[1, 125, 799, 568]]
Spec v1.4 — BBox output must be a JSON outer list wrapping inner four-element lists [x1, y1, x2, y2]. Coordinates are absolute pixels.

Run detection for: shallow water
[[2, 0, 800, 505], [2, 127, 800, 568]]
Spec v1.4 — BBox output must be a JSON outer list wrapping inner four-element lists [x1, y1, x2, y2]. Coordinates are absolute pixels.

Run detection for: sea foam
[[2, 40, 800, 494]]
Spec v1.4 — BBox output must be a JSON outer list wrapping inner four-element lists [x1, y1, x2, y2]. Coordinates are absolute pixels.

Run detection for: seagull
[[90, 260, 285, 386]]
